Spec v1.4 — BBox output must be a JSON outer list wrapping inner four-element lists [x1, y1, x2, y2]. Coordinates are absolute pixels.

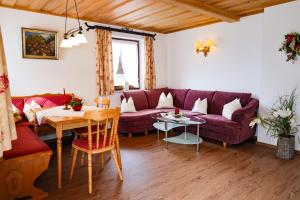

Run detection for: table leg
[[197, 124, 200, 152], [115, 133, 122, 169], [165, 130, 168, 149], [56, 125, 63, 189]]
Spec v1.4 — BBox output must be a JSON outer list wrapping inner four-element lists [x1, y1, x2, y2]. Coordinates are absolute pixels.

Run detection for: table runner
[[36, 106, 99, 125]]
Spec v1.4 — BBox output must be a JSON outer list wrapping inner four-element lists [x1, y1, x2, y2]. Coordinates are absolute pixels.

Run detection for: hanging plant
[[0, 74, 9, 94], [279, 32, 300, 63]]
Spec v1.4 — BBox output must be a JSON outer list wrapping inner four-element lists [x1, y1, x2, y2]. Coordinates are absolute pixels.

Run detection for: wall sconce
[[195, 40, 215, 57]]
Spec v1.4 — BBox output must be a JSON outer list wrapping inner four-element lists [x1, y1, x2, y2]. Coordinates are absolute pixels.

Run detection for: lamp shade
[[60, 38, 72, 48], [75, 32, 88, 44], [69, 34, 79, 46]]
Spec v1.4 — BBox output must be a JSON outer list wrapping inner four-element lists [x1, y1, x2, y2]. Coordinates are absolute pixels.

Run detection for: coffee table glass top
[[152, 112, 206, 151]]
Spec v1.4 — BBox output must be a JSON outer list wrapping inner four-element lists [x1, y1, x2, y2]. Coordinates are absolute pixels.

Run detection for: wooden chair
[[71, 97, 110, 166], [70, 108, 123, 194]]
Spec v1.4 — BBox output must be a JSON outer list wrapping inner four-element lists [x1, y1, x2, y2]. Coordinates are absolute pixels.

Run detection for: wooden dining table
[[33, 107, 122, 189]]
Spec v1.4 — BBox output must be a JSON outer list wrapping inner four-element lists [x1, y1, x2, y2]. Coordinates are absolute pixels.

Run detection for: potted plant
[[250, 89, 299, 159], [70, 97, 83, 111]]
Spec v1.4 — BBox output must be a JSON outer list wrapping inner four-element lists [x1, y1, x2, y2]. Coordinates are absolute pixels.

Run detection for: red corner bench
[[119, 88, 259, 146], [12, 93, 72, 134], [0, 124, 52, 199]]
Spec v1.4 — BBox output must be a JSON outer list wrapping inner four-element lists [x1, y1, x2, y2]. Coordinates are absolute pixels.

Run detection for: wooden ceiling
[[0, 0, 294, 33]]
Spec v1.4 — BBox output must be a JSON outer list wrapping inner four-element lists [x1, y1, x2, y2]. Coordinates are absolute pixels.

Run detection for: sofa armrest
[[232, 98, 259, 126]]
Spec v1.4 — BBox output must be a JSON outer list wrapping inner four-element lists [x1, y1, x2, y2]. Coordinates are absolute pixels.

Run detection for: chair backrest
[[83, 107, 120, 151], [94, 96, 110, 108]]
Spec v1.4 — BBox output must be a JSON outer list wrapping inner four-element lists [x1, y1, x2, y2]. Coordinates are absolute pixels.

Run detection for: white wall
[[166, 1, 300, 149], [259, 1, 300, 149], [0, 7, 167, 107], [166, 15, 263, 97]]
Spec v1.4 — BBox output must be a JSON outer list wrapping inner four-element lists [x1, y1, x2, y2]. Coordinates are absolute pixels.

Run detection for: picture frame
[[22, 28, 58, 60]]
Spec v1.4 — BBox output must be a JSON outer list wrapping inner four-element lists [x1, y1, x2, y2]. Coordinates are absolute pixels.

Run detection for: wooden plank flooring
[[37, 133, 300, 200]]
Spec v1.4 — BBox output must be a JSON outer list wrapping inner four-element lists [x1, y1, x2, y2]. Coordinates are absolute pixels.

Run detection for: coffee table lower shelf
[[163, 132, 203, 145]]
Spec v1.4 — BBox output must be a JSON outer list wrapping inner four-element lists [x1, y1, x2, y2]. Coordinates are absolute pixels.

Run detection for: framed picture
[[22, 28, 58, 59]]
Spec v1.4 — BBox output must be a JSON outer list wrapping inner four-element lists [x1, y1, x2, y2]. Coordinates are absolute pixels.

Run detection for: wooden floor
[[37, 133, 300, 200]]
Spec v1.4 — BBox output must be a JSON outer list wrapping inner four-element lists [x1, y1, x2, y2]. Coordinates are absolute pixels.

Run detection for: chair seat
[[73, 135, 112, 150]]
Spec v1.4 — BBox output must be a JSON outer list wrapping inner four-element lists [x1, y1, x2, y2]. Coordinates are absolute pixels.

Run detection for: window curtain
[[144, 36, 156, 90], [0, 26, 17, 158], [95, 29, 114, 96]]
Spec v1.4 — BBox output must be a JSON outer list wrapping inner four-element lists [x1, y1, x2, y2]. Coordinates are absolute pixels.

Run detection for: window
[[112, 38, 140, 90]]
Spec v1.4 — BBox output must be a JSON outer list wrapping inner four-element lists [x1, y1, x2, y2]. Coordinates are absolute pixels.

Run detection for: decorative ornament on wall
[[279, 32, 300, 63]]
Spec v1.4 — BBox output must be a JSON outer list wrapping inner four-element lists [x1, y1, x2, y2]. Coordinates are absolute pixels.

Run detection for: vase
[[72, 105, 82, 112], [276, 135, 295, 160]]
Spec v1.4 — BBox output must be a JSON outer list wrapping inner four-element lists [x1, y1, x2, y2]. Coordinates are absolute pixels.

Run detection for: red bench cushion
[[24, 94, 72, 108], [3, 125, 50, 160], [11, 96, 25, 116]]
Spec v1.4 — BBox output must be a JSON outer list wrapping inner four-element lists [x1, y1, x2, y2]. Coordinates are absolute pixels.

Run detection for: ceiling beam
[[162, 0, 240, 22]]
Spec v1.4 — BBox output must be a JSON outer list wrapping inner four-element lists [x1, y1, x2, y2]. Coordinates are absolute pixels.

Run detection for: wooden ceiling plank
[[127, 7, 184, 26], [97, 0, 154, 21], [88, 0, 133, 19], [77, 0, 113, 17], [112, 2, 169, 23], [164, 19, 220, 33], [161, 0, 240, 22], [142, 12, 200, 29], [124, 5, 175, 24], [28, 0, 51, 10], [1, 0, 17, 6]]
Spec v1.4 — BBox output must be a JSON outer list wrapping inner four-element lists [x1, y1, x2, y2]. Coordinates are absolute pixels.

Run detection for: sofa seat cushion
[[211, 91, 251, 115], [24, 94, 72, 108], [169, 89, 190, 109], [199, 114, 241, 135], [120, 109, 161, 122], [145, 88, 169, 109], [3, 126, 50, 160], [182, 110, 202, 118], [123, 90, 149, 111], [184, 90, 215, 112]]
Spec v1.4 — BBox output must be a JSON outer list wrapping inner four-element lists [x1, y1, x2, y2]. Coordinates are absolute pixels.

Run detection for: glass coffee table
[[152, 112, 206, 152]]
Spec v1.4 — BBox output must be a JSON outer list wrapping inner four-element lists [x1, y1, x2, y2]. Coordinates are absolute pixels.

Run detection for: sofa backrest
[[183, 90, 215, 111], [123, 90, 149, 110], [169, 89, 190, 109], [144, 88, 169, 109], [210, 91, 251, 115]]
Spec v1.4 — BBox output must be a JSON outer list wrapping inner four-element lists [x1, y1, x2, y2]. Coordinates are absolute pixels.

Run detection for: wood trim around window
[[112, 37, 140, 91]]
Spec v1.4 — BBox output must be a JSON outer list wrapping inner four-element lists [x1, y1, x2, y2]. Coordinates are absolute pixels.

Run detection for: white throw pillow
[[156, 92, 174, 109], [121, 97, 136, 113], [23, 100, 41, 122], [12, 104, 19, 114], [222, 99, 242, 120], [192, 98, 208, 114]]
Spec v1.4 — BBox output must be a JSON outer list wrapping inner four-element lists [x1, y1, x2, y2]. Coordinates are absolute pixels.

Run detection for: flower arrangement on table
[[279, 32, 300, 63], [250, 88, 299, 159], [70, 97, 83, 111]]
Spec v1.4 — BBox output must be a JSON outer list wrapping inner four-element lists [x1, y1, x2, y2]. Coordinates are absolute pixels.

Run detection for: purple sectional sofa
[[119, 88, 259, 146]]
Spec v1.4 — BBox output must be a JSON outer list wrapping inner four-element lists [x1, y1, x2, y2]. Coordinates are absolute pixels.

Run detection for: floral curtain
[[95, 29, 114, 96], [144, 36, 156, 90], [0, 26, 17, 158]]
